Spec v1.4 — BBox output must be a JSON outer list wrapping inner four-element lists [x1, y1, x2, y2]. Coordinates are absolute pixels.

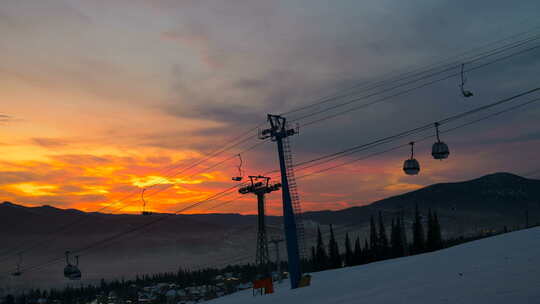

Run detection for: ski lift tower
[[270, 238, 284, 282], [259, 114, 305, 289], [239, 176, 281, 274]]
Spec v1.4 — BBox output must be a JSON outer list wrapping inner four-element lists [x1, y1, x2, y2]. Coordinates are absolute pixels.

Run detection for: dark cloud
[[156, 0, 540, 163], [1, 0, 540, 211], [32, 137, 70, 148], [0, 114, 14, 124], [0, 171, 41, 185], [49, 154, 110, 166]]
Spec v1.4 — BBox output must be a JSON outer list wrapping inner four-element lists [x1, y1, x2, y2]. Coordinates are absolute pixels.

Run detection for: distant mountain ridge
[[1, 172, 538, 289], [302, 172, 540, 230], [2, 172, 538, 235]]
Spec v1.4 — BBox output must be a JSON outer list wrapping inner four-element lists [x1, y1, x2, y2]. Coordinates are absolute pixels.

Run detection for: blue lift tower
[[260, 114, 305, 289]]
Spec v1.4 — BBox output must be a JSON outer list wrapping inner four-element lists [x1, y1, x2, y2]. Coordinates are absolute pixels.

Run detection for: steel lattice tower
[[239, 176, 281, 274]]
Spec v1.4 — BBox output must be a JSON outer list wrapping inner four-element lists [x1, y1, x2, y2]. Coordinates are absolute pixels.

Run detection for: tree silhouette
[[344, 232, 353, 266], [328, 224, 342, 268], [412, 204, 425, 254], [378, 212, 389, 259]]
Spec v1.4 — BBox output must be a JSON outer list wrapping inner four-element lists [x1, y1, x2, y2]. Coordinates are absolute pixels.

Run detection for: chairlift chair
[[460, 63, 474, 98], [403, 142, 420, 175], [63, 251, 82, 280], [232, 154, 244, 181], [432, 123, 450, 160], [141, 189, 152, 216]]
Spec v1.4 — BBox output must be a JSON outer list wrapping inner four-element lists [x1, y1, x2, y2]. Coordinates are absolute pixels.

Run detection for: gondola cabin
[[403, 142, 420, 175], [64, 251, 82, 280], [432, 141, 450, 160], [432, 123, 450, 160], [403, 158, 420, 175]]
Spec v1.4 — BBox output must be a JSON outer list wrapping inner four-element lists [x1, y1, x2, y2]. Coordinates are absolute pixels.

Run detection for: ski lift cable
[[0, 138, 266, 264], [298, 43, 540, 128], [28, 93, 540, 276], [162, 30, 537, 183], [5, 31, 538, 261], [16, 183, 247, 274], [12, 52, 537, 280], [4, 32, 540, 268], [294, 37, 540, 125], [299, 89, 540, 175], [276, 27, 540, 125], [72, 196, 241, 263], [0, 140, 265, 268], [258, 87, 539, 179], [256, 87, 540, 184], [285, 86, 539, 174], [0, 136, 263, 260], [0, 129, 262, 255], [49, 89, 540, 264], [297, 31, 540, 120], [51, 36, 540, 212], [14, 94, 540, 277], [289, 33, 540, 123], [295, 96, 540, 180], [142, 36, 540, 197], [280, 24, 540, 117], [142, 141, 265, 200], [149, 127, 262, 182]]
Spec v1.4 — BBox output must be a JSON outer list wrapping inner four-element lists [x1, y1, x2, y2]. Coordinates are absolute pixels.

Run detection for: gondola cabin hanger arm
[[141, 188, 152, 216], [460, 63, 474, 98], [232, 154, 245, 181]]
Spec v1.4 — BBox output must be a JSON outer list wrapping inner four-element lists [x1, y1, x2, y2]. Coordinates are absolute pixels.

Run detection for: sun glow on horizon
[[10, 183, 59, 196]]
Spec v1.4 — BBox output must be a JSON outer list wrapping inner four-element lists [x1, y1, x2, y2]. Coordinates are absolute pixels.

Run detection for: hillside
[[210, 227, 540, 304], [0, 172, 537, 290], [303, 172, 540, 235]]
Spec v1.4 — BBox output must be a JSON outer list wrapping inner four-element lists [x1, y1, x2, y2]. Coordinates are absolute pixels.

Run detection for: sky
[[1, 0, 540, 215]]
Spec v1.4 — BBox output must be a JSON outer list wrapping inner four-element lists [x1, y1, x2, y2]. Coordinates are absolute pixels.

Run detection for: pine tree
[[378, 212, 389, 259], [369, 215, 378, 260], [426, 209, 435, 251], [310, 246, 317, 268], [344, 232, 353, 266], [353, 236, 362, 265], [433, 211, 443, 250], [390, 218, 399, 257], [328, 224, 342, 268], [400, 212, 408, 255], [363, 238, 370, 262], [412, 204, 425, 254], [315, 226, 328, 270]]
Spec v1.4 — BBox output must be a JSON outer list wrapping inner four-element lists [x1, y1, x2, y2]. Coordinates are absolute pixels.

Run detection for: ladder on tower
[[282, 135, 306, 259]]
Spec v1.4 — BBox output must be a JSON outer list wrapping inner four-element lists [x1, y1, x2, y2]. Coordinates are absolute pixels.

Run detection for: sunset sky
[[1, 0, 540, 215]]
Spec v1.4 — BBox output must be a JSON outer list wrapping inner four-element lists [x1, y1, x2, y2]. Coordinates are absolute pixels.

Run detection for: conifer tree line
[[2, 264, 268, 304], [307, 205, 443, 271], [4, 205, 533, 304]]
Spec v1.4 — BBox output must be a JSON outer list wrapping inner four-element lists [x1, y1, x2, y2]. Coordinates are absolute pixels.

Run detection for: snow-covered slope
[[211, 227, 540, 304]]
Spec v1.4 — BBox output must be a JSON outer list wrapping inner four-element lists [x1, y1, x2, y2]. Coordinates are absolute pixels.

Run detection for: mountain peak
[[478, 172, 526, 181], [1, 201, 23, 208], [468, 172, 530, 186]]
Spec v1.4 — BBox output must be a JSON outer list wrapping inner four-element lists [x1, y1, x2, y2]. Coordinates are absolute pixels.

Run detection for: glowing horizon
[[1, 0, 539, 216]]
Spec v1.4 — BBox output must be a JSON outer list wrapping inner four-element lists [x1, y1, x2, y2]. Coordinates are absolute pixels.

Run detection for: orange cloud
[[130, 175, 204, 188], [10, 183, 58, 196], [383, 183, 423, 192]]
